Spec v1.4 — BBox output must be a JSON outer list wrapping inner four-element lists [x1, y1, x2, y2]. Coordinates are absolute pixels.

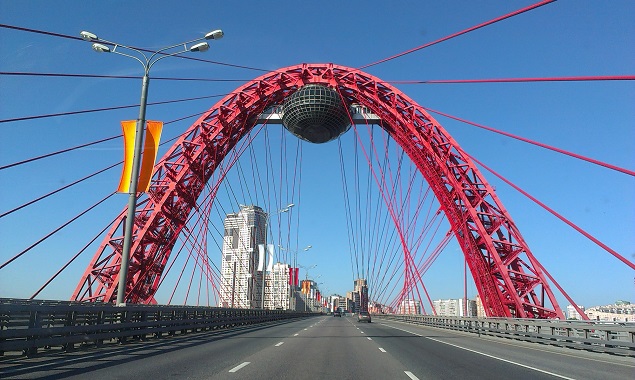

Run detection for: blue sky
[[0, 1, 633, 310]]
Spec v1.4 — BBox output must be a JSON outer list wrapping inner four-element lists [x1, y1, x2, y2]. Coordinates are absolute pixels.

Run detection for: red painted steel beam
[[72, 64, 565, 319]]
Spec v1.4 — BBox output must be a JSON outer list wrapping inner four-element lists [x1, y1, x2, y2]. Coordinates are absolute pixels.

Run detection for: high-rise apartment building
[[433, 298, 477, 317], [265, 262, 290, 310], [398, 298, 422, 314], [219, 205, 267, 309], [353, 278, 368, 312]]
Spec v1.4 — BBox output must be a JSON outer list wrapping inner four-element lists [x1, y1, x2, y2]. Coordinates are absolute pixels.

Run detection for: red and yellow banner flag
[[117, 120, 163, 193]]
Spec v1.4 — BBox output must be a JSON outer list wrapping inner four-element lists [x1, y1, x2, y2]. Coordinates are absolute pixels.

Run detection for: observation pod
[[281, 84, 351, 143]]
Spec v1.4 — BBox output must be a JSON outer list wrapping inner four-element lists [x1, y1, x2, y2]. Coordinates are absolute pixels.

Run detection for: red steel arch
[[73, 63, 564, 319]]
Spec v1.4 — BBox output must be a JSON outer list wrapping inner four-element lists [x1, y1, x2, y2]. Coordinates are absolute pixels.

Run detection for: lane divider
[[404, 370, 420, 380], [275, 342, 284, 347], [228, 362, 250, 373]]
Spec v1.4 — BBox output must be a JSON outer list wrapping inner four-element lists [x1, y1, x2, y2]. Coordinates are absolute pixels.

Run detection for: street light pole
[[81, 29, 223, 306]]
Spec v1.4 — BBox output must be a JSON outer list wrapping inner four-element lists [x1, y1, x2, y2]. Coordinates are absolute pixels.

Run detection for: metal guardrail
[[0, 298, 310, 357], [374, 314, 635, 356]]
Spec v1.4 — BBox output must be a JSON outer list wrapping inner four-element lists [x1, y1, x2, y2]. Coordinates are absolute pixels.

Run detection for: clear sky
[[0, 0, 633, 310]]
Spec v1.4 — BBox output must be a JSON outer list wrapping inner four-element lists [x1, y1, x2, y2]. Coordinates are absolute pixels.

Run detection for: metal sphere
[[281, 84, 351, 144]]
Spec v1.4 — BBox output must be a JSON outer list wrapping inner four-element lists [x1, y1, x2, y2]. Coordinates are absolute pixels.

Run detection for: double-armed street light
[[80, 29, 223, 305]]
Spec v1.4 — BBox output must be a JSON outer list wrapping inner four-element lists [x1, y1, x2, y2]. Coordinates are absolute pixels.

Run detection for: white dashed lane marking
[[228, 362, 250, 373], [404, 371, 420, 380]]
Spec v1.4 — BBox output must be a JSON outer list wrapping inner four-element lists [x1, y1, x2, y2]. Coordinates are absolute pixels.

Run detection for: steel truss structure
[[73, 63, 564, 319]]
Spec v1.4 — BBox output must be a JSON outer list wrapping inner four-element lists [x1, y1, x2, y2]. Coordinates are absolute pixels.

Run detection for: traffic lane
[[375, 319, 635, 380], [351, 319, 546, 380], [210, 315, 417, 380], [372, 319, 634, 380], [1, 317, 320, 380]]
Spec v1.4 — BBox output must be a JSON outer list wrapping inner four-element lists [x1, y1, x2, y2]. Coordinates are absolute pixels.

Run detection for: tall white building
[[265, 262, 291, 310], [219, 205, 267, 309], [398, 299, 421, 315], [433, 298, 477, 317], [566, 305, 586, 320]]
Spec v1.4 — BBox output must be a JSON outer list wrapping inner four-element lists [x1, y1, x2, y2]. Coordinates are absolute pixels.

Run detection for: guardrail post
[[96, 310, 105, 347], [118, 310, 128, 344], [155, 310, 163, 338], [0, 306, 5, 356], [25, 309, 40, 357], [604, 330, 613, 348], [64, 309, 77, 352]]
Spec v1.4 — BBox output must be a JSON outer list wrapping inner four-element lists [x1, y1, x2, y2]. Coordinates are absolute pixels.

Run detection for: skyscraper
[[219, 205, 267, 308]]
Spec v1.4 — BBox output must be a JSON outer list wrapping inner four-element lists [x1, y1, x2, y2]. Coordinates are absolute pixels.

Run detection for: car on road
[[333, 310, 342, 317], [357, 311, 371, 323]]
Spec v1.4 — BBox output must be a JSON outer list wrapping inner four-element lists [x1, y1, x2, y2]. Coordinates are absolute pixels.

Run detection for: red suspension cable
[[426, 107, 635, 177], [359, 0, 556, 69]]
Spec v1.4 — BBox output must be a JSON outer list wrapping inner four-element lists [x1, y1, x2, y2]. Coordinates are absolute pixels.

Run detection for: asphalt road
[[1, 315, 633, 379]]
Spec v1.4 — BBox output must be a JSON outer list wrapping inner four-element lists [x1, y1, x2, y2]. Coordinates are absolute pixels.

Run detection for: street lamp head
[[304, 245, 312, 250], [80, 31, 98, 41], [287, 203, 295, 209], [92, 43, 111, 53], [205, 29, 224, 40], [190, 42, 210, 52]]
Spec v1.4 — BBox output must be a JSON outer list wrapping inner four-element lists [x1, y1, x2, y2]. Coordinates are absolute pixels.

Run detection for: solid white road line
[[404, 370, 420, 380], [275, 342, 284, 347], [228, 362, 250, 373]]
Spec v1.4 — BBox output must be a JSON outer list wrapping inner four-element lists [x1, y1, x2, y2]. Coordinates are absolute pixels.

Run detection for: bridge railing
[[0, 298, 309, 357], [374, 314, 635, 356]]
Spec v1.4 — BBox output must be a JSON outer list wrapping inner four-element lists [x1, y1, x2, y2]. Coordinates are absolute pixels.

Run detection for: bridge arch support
[[73, 63, 563, 319]]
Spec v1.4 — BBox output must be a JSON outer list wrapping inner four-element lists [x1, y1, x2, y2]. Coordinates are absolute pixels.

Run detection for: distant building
[[433, 298, 477, 317], [354, 278, 368, 313], [475, 295, 486, 318], [566, 305, 586, 320], [219, 205, 267, 309], [368, 301, 384, 314], [265, 262, 290, 309], [398, 299, 421, 315], [585, 301, 634, 322], [333, 295, 351, 313]]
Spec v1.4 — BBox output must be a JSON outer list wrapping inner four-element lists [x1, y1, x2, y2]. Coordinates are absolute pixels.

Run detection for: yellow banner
[[117, 120, 163, 193], [138, 121, 163, 192], [117, 120, 137, 193]]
